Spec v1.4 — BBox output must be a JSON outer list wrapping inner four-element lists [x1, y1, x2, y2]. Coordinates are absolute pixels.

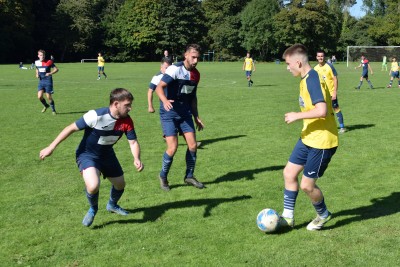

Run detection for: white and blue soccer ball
[[256, 208, 280, 233]]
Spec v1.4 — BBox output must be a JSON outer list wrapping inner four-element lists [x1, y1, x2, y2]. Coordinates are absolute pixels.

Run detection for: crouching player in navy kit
[[155, 44, 205, 191], [279, 44, 338, 231], [39, 88, 144, 227], [35, 49, 59, 115]]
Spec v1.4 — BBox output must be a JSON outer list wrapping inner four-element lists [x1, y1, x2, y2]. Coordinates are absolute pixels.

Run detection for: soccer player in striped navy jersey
[[147, 57, 173, 113], [39, 88, 144, 227], [314, 51, 346, 133], [35, 49, 59, 115], [280, 44, 338, 231], [155, 44, 205, 191], [355, 55, 374, 89]]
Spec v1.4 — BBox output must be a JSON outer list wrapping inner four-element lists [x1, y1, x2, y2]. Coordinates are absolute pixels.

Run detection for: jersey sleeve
[[124, 117, 137, 140], [75, 110, 98, 129], [327, 63, 337, 76], [307, 72, 325, 105], [162, 65, 178, 84]]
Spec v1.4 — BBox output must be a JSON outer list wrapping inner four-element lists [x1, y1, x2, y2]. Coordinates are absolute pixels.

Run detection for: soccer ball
[[256, 208, 280, 233]]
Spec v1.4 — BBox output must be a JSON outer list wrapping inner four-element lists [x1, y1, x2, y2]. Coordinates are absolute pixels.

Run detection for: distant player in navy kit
[[35, 49, 59, 115], [39, 88, 144, 227], [155, 44, 205, 191], [355, 55, 373, 89], [148, 57, 173, 113]]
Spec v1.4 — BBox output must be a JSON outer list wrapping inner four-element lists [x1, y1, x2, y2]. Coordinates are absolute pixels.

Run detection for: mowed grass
[[0, 60, 399, 266]]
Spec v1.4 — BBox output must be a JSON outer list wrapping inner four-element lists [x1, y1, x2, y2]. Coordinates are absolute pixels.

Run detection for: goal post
[[346, 46, 400, 67], [80, 59, 98, 63]]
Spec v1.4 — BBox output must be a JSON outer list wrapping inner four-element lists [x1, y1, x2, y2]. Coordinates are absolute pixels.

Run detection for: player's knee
[[86, 184, 100, 194]]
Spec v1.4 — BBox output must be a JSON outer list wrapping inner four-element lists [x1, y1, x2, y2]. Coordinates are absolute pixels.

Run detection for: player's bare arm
[[46, 66, 59, 77], [128, 139, 144, 172], [285, 102, 327, 124], [39, 123, 79, 160], [155, 80, 174, 111]]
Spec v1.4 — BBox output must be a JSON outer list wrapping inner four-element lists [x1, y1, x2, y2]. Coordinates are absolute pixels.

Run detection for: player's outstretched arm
[[39, 123, 79, 160], [128, 139, 143, 171]]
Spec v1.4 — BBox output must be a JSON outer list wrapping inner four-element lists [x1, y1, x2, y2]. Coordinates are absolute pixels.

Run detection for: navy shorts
[[362, 71, 368, 79], [332, 98, 339, 109], [76, 153, 123, 178], [160, 112, 195, 137], [289, 139, 337, 178], [245, 71, 252, 77], [38, 81, 54, 94], [98, 66, 105, 72], [391, 71, 399, 78]]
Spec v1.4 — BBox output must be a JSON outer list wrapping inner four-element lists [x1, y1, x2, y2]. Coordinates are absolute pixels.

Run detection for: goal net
[[347, 46, 400, 67]]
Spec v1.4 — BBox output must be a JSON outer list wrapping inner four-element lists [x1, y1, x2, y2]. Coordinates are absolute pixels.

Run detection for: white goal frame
[[80, 59, 98, 63], [347, 46, 400, 67]]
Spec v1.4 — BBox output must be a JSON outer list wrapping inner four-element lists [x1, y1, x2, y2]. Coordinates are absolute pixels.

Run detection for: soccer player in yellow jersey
[[314, 51, 346, 133], [280, 44, 338, 231], [242, 52, 255, 87], [386, 57, 400, 88], [97, 52, 108, 80]]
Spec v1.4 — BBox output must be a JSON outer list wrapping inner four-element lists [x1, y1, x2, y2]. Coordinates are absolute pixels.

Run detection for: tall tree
[[240, 0, 280, 60], [202, 0, 250, 60], [0, 0, 34, 63], [273, 0, 338, 56], [158, 0, 206, 60]]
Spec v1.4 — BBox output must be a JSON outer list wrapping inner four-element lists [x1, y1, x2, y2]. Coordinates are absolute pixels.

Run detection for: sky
[[349, 0, 366, 18]]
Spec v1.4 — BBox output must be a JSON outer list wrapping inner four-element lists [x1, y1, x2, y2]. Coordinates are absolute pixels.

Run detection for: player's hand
[[45, 73, 52, 77], [163, 100, 174, 111], [39, 147, 54, 160], [284, 112, 298, 124], [134, 160, 144, 172], [148, 106, 155, 113], [195, 117, 204, 131]]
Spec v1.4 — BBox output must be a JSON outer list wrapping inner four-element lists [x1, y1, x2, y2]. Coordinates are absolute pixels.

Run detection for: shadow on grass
[[324, 192, 400, 229], [205, 165, 285, 185], [179, 134, 247, 148], [93, 195, 252, 228], [168, 165, 284, 190], [294, 192, 400, 230], [344, 124, 375, 132]]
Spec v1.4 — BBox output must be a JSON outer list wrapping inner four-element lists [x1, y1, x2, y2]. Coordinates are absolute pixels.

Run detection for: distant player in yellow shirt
[[279, 44, 338, 231], [314, 50, 346, 133], [242, 52, 255, 87], [97, 52, 108, 80], [386, 57, 400, 88]]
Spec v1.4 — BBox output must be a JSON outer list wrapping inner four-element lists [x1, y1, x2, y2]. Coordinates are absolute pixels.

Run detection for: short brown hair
[[110, 88, 134, 105], [282, 44, 308, 60]]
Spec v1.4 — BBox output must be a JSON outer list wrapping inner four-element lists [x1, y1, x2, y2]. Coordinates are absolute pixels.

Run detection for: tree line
[[0, 0, 398, 63]]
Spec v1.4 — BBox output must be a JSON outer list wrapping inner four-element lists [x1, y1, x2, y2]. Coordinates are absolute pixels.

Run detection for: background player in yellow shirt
[[242, 52, 255, 87], [280, 44, 338, 231], [314, 50, 346, 133], [386, 57, 400, 88], [97, 52, 108, 80]]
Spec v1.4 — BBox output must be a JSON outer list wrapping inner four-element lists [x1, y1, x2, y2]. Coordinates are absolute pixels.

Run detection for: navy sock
[[312, 198, 328, 218], [185, 149, 196, 178], [160, 152, 173, 178], [282, 189, 299, 218], [358, 81, 363, 87], [109, 186, 124, 206], [85, 190, 99, 214], [49, 100, 55, 112], [40, 98, 49, 107], [336, 111, 344, 128]]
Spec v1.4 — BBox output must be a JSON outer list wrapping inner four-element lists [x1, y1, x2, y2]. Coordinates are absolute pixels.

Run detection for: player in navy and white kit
[[39, 88, 144, 227], [35, 49, 59, 114], [148, 57, 173, 113], [355, 55, 374, 89], [155, 44, 205, 191]]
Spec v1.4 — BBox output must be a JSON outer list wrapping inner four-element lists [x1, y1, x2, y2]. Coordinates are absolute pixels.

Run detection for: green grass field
[[1, 60, 399, 266]]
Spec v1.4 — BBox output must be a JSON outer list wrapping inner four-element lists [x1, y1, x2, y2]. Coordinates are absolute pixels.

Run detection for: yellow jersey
[[98, 56, 105, 67], [390, 61, 399, 72], [244, 57, 254, 71], [299, 70, 338, 149], [314, 62, 337, 96]]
